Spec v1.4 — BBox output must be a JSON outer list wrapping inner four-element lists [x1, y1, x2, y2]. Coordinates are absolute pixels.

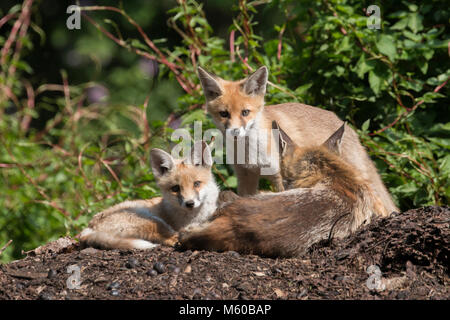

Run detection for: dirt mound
[[0, 206, 448, 300]]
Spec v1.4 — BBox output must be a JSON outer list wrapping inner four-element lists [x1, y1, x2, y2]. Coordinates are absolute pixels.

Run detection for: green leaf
[[405, 3, 418, 12], [355, 54, 375, 79], [408, 13, 423, 33], [294, 83, 313, 96], [419, 92, 445, 103], [419, 61, 428, 74], [376, 35, 397, 61], [390, 18, 409, 30], [362, 119, 371, 132], [369, 70, 382, 95], [130, 39, 148, 51], [181, 109, 206, 126], [225, 175, 237, 188], [439, 154, 450, 176]]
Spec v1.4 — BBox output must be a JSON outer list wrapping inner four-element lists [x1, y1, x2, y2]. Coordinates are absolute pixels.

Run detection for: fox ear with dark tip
[[150, 149, 175, 178], [197, 67, 223, 101], [323, 122, 346, 155], [242, 66, 268, 96], [272, 120, 295, 156]]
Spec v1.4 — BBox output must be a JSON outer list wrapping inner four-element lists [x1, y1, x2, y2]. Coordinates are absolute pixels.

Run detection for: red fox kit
[[179, 123, 387, 258], [80, 141, 219, 250], [197, 66, 398, 214]]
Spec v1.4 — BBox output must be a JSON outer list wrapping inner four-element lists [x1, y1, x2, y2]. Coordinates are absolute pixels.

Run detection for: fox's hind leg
[[118, 216, 179, 247]]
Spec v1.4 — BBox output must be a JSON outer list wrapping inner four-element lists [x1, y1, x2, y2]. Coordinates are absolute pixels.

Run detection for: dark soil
[[0, 206, 448, 300]]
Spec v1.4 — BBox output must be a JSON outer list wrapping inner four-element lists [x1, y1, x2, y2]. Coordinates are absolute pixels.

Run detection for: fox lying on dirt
[[197, 66, 398, 214], [79, 141, 219, 250], [178, 122, 387, 258]]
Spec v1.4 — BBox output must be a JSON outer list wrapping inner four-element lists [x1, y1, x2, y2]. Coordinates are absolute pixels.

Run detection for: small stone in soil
[[193, 288, 202, 299], [297, 289, 308, 298], [228, 251, 240, 258], [38, 292, 53, 300], [125, 257, 139, 269], [107, 281, 120, 290], [396, 290, 409, 299], [271, 267, 282, 274], [146, 269, 158, 277], [16, 283, 25, 290], [153, 262, 166, 274], [110, 289, 120, 297], [209, 292, 221, 299], [47, 269, 57, 279], [167, 265, 180, 274]]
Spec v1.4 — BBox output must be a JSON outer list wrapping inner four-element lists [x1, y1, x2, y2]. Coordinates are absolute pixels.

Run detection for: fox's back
[[262, 102, 396, 211], [181, 188, 354, 257], [263, 103, 359, 149], [87, 198, 164, 232]]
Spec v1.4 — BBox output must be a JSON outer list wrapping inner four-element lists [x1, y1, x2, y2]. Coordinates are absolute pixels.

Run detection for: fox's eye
[[171, 185, 180, 192], [241, 109, 250, 117], [219, 111, 230, 118], [194, 181, 201, 188]]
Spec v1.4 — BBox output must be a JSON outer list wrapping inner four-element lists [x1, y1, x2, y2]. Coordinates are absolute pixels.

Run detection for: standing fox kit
[[179, 123, 387, 257], [80, 141, 219, 250], [198, 66, 398, 214]]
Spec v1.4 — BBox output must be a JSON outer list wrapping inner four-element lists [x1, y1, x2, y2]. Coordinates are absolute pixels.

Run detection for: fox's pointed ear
[[197, 67, 223, 101], [150, 149, 175, 178], [323, 122, 346, 155], [191, 140, 213, 168], [242, 66, 268, 96], [272, 121, 294, 156]]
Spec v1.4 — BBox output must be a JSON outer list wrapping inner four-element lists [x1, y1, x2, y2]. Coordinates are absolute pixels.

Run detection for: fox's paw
[[163, 233, 179, 247]]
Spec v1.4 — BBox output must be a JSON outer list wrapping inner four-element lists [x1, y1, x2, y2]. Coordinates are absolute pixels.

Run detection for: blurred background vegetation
[[0, 0, 448, 262]]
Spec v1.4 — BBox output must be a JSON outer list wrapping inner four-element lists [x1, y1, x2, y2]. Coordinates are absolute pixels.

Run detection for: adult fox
[[197, 66, 398, 214], [178, 122, 388, 257]]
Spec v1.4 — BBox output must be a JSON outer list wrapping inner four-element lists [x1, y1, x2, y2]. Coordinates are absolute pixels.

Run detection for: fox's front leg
[[268, 172, 285, 192], [162, 233, 179, 247], [234, 165, 260, 196]]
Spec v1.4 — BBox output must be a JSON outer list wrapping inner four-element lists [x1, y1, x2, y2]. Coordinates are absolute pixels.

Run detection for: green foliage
[[0, 0, 448, 262]]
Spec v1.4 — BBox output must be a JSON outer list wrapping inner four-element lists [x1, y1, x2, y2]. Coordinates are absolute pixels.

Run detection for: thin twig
[[20, 79, 35, 133], [79, 6, 195, 94], [235, 48, 298, 100], [229, 30, 236, 62], [370, 79, 448, 136], [0, 12, 18, 29], [2, 141, 70, 217], [0, 240, 13, 256], [277, 24, 286, 61]]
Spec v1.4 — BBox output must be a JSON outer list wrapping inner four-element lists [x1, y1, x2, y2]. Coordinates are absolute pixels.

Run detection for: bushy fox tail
[[79, 228, 158, 250]]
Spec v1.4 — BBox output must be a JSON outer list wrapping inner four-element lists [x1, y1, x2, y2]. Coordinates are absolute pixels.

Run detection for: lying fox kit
[[80, 141, 219, 250], [198, 66, 398, 214], [179, 123, 387, 258]]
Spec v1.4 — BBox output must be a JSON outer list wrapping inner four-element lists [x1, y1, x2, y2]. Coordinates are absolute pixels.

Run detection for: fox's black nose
[[185, 200, 195, 208]]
